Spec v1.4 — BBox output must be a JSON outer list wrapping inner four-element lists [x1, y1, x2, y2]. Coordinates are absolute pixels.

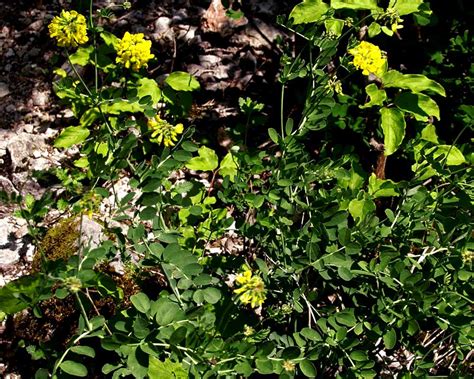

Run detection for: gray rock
[[0, 176, 18, 196], [0, 82, 10, 98], [5, 48, 14, 58], [0, 219, 20, 265], [153, 16, 174, 41], [0, 132, 49, 171], [230, 19, 281, 49], [0, 219, 11, 247], [176, 25, 198, 42], [79, 217, 104, 250], [11, 173, 45, 198], [0, 249, 20, 266], [31, 89, 50, 107]]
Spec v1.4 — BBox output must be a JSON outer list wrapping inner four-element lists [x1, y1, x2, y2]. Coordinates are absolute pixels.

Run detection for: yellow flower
[[349, 41, 386, 76], [243, 325, 255, 336], [49, 10, 89, 48], [116, 32, 154, 71], [234, 268, 266, 308], [64, 276, 82, 293], [462, 249, 473, 264], [282, 360, 296, 372], [147, 115, 184, 147], [327, 76, 343, 95]]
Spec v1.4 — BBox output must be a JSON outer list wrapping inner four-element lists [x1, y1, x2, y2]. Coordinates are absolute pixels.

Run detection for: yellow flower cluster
[[282, 360, 296, 372], [48, 10, 89, 48], [148, 115, 184, 147], [116, 32, 155, 71], [349, 41, 386, 76], [461, 249, 473, 264], [234, 268, 266, 308]]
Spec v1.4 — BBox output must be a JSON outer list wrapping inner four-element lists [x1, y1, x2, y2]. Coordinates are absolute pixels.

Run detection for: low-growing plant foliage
[[0, 0, 472, 378]]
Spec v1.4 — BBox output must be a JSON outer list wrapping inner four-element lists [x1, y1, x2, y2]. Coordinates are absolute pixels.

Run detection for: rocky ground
[[0, 0, 295, 286]]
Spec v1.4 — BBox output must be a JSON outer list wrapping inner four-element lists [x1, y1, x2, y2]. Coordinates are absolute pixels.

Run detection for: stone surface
[[0, 217, 32, 266], [0, 82, 10, 98], [0, 176, 18, 196], [153, 16, 173, 40], [31, 88, 50, 107], [80, 217, 104, 250]]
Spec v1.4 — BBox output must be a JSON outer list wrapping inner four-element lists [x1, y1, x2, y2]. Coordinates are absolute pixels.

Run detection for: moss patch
[[32, 217, 80, 272]]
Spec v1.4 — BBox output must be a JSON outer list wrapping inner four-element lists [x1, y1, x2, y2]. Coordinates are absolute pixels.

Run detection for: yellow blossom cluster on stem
[[282, 360, 296, 372], [48, 10, 89, 48], [116, 32, 155, 71], [147, 115, 184, 147], [234, 268, 267, 308], [349, 41, 386, 76]]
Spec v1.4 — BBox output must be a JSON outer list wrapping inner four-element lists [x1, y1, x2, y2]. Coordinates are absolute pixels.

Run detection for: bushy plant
[[0, 0, 472, 378]]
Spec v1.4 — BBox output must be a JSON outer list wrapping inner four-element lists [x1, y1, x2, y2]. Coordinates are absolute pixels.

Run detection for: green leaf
[[173, 150, 193, 162], [170, 326, 188, 345], [80, 108, 100, 128], [338, 266, 353, 281], [100, 31, 120, 48], [54, 126, 90, 148], [130, 293, 151, 314], [299, 360, 317, 377], [234, 361, 253, 376], [325, 19, 344, 36], [368, 173, 399, 198], [420, 124, 439, 144], [101, 100, 143, 115], [382, 70, 446, 97], [395, 92, 440, 121], [153, 299, 184, 326], [368, 22, 381, 38], [165, 72, 200, 92], [149, 357, 188, 379], [348, 197, 375, 224], [256, 358, 274, 374], [383, 328, 397, 350], [69, 46, 93, 66], [350, 350, 368, 362], [268, 128, 279, 144], [0, 275, 50, 314], [70, 346, 96, 358], [432, 145, 466, 166], [186, 146, 219, 171], [281, 346, 301, 360], [60, 361, 88, 377], [95, 141, 108, 157], [331, 0, 381, 11], [219, 152, 238, 182], [136, 78, 161, 105], [300, 328, 322, 341], [335, 310, 357, 327], [34, 368, 49, 379], [181, 141, 199, 152], [202, 287, 221, 304], [380, 107, 406, 156], [389, 0, 423, 15], [360, 84, 387, 109], [289, 0, 330, 25], [140, 206, 157, 221], [407, 320, 420, 336], [381, 25, 394, 37]]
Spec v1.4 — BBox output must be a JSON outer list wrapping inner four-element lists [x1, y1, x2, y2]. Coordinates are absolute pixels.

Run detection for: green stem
[[65, 50, 93, 97], [89, 0, 99, 93], [280, 84, 285, 137], [75, 292, 92, 330]]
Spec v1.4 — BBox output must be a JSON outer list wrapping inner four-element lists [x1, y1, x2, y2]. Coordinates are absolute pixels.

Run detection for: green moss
[[32, 218, 80, 272]]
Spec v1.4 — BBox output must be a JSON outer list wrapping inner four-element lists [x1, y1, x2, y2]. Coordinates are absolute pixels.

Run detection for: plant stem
[[280, 84, 285, 137]]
